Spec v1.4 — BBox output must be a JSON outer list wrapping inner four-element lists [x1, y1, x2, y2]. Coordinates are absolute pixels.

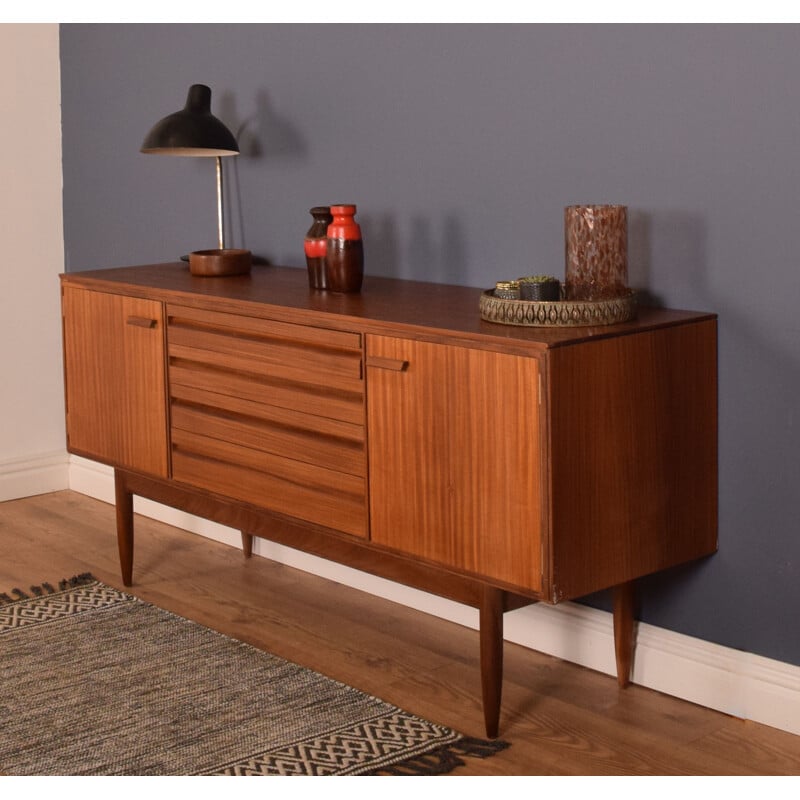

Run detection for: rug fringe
[[367, 736, 510, 776], [58, 573, 96, 591], [0, 573, 96, 606]]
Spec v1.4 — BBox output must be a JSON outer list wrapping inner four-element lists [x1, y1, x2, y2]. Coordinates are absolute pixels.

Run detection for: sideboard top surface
[[61, 263, 715, 351]]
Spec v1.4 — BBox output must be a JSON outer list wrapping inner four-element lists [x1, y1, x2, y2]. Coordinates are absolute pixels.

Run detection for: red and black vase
[[325, 204, 364, 293], [304, 206, 333, 290]]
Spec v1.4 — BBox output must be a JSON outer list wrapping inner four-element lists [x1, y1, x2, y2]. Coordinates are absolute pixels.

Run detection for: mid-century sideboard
[[60, 263, 718, 737]]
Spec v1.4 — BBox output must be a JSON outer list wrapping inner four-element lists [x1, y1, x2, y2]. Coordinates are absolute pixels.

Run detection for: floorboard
[[1, 490, 799, 776]]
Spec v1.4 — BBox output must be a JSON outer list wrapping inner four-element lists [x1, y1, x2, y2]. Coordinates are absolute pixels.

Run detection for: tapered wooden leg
[[613, 580, 636, 687], [241, 531, 254, 559], [114, 470, 134, 587], [479, 585, 504, 738]]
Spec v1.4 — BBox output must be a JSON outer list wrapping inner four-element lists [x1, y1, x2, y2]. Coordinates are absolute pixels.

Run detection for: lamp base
[[188, 248, 252, 277]]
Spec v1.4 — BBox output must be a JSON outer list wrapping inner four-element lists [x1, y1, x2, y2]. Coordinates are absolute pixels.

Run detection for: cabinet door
[[366, 335, 543, 593], [62, 286, 169, 477]]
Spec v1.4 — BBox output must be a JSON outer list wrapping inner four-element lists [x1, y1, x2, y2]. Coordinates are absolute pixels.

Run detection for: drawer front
[[171, 437, 367, 538], [167, 305, 368, 537]]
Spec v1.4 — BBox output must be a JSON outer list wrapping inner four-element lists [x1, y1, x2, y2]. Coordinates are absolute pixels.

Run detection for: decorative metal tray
[[479, 289, 637, 327]]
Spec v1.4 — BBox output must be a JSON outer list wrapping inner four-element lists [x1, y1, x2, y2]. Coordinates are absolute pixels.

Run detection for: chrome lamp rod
[[215, 156, 225, 250]]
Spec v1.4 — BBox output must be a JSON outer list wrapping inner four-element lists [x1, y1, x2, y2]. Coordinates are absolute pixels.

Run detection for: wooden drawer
[[168, 306, 362, 387], [171, 435, 367, 537], [166, 305, 368, 537]]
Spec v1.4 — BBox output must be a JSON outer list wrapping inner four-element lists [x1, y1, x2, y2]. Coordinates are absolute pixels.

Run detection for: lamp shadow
[[216, 89, 309, 263], [224, 88, 308, 160]]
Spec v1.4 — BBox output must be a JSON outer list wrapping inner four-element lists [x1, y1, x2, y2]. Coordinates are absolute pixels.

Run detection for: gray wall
[[60, 24, 800, 667]]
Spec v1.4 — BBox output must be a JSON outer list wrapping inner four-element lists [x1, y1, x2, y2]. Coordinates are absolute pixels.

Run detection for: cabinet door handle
[[126, 316, 158, 329], [366, 355, 409, 372]]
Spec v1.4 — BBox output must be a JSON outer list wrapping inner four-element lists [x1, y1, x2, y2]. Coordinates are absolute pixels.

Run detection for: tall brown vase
[[304, 206, 333, 290], [564, 205, 628, 300], [325, 204, 364, 293]]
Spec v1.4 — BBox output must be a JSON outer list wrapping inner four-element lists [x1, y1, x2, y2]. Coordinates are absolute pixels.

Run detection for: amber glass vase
[[325, 204, 364, 293], [564, 205, 628, 300]]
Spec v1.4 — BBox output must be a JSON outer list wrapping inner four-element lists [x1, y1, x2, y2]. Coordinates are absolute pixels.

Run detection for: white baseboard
[[0, 450, 70, 502], [68, 456, 800, 738]]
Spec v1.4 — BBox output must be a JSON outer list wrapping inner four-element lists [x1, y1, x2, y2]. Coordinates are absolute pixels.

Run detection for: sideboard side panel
[[548, 318, 718, 601]]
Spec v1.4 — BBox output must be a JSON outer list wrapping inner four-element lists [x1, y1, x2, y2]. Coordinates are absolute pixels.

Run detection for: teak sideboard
[[60, 263, 718, 737]]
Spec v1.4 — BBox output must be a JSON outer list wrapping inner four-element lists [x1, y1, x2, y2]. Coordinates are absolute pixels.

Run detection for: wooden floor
[[2, 490, 799, 776]]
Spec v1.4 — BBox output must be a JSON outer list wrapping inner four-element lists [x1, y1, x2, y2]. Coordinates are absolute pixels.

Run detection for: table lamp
[[141, 83, 251, 276]]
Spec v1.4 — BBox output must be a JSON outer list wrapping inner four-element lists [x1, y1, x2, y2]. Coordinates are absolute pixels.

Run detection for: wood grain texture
[[3, 491, 798, 776], [61, 266, 717, 602], [167, 305, 363, 385], [170, 403, 365, 476], [61, 285, 169, 477], [547, 319, 718, 601], [480, 586, 505, 738], [167, 362, 363, 425], [165, 301, 368, 538], [113, 469, 500, 608], [613, 581, 635, 688], [61, 264, 716, 355], [114, 470, 134, 586], [59, 265, 720, 738], [170, 446, 368, 538], [167, 304, 362, 351], [366, 334, 543, 593]]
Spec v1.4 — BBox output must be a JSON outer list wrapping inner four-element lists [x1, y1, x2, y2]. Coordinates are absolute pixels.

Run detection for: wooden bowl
[[189, 248, 252, 277]]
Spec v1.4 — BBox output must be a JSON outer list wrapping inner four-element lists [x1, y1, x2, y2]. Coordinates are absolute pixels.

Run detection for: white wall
[[0, 24, 68, 499]]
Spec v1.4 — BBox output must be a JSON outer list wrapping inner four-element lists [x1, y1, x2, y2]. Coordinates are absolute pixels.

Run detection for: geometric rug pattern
[[1, 575, 507, 776]]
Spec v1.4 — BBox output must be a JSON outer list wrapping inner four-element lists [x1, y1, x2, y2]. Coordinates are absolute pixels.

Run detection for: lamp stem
[[215, 155, 224, 249]]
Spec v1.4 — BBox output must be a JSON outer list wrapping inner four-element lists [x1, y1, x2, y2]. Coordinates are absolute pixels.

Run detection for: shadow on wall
[[359, 213, 468, 284], [628, 210, 656, 305], [361, 207, 711, 292], [216, 88, 309, 263], [630, 289, 800, 657], [579, 207, 715, 621], [587, 207, 800, 662], [627, 209, 710, 310], [230, 89, 308, 161]]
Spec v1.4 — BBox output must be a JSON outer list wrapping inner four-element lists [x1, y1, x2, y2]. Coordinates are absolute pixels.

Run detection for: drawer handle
[[127, 316, 158, 329], [366, 356, 409, 372]]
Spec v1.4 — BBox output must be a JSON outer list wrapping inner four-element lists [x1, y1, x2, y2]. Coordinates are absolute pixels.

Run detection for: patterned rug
[[0, 575, 507, 776]]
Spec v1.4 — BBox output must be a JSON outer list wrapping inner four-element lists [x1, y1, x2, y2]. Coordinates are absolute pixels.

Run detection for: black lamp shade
[[141, 84, 239, 157]]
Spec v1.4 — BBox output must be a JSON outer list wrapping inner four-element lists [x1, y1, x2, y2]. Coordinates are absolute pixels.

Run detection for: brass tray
[[479, 289, 637, 327]]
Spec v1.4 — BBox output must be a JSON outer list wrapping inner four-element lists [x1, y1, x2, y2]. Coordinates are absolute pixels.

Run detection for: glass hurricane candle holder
[[564, 205, 628, 300]]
